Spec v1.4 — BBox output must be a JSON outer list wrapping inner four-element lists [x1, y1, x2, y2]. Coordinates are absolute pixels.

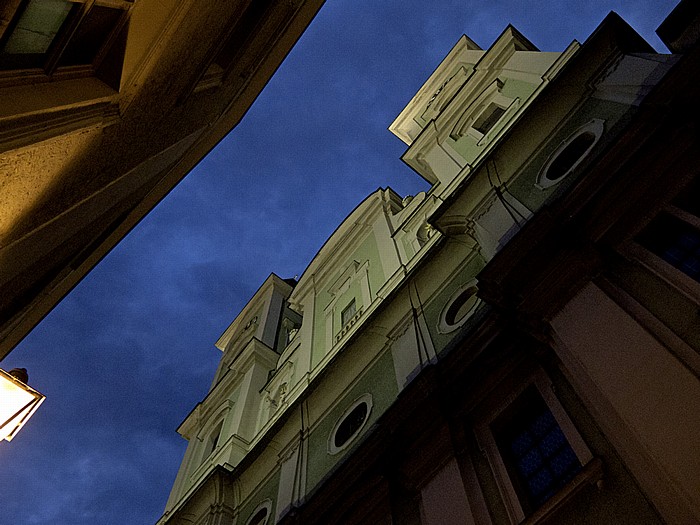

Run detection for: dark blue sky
[[1, 1, 677, 523]]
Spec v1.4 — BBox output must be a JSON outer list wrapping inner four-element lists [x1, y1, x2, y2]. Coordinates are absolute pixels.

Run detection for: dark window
[[444, 286, 478, 326], [202, 420, 223, 460], [545, 132, 596, 182], [247, 507, 268, 525], [473, 103, 506, 135], [672, 176, 700, 217], [637, 213, 700, 283], [492, 386, 582, 514], [58, 4, 123, 66], [334, 401, 368, 449]]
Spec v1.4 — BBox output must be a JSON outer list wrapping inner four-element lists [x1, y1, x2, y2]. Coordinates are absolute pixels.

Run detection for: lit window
[[329, 394, 372, 454], [341, 299, 356, 327], [491, 386, 583, 514]]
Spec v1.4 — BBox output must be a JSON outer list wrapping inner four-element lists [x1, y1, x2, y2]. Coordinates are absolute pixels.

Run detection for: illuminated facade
[[161, 2, 700, 524], [0, 0, 325, 359]]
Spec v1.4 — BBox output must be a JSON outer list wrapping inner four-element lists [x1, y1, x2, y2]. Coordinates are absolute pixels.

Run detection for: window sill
[[521, 457, 603, 525]]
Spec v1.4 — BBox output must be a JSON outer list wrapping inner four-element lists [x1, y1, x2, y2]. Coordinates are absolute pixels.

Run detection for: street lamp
[[0, 368, 45, 442]]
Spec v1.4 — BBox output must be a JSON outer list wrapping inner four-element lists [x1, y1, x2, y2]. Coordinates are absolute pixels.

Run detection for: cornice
[[289, 189, 400, 304]]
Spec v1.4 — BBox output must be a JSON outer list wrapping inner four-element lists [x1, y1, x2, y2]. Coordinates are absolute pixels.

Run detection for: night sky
[[1, 1, 677, 524]]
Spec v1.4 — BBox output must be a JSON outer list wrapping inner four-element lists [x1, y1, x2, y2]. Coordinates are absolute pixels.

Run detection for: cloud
[[1, 1, 677, 523]]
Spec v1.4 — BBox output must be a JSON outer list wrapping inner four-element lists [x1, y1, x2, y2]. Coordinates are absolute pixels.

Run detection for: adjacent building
[[160, 2, 700, 524], [0, 0, 325, 359]]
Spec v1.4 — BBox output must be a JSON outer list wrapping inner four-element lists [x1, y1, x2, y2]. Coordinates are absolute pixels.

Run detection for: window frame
[[0, 0, 132, 89], [475, 368, 595, 524], [245, 499, 272, 525], [623, 176, 700, 303], [328, 393, 373, 455], [340, 298, 357, 328], [201, 419, 224, 461], [193, 400, 233, 468], [437, 279, 481, 334], [535, 119, 605, 190], [449, 78, 520, 146]]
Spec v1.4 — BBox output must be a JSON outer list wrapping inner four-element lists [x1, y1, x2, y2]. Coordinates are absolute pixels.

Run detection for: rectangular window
[[58, 4, 124, 67], [491, 386, 583, 514], [472, 102, 506, 135], [0, 0, 130, 88], [635, 175, 700, 285], [341, 299, 356, 327], [475, 369, 596, 523], [636, 214, 700, 283], [0, 0, 75, 69]]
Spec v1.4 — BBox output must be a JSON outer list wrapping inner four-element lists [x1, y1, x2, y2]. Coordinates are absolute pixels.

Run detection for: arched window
[[201, 419, 223, 460]]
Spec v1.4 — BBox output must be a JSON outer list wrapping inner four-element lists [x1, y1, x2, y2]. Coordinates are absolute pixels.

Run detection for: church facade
[[159, 2, 700, 524]]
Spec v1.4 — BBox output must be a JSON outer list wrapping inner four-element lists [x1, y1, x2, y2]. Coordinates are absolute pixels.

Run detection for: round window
[[537, 119, 604, 189], [246, 501, 271, 525], [444, 287, 479, 326], [329, 394, 372, 454], [438, 280, 480, 334]]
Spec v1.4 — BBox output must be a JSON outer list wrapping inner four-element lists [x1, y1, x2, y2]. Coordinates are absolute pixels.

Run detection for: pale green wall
[[449, 78, 539, 163], [305, 350, 398, 492], [351, 233, 386, 299], [422, 253, 487, 353], [507, 99, 634, 213], [237, 468, 281, 525], [311, 230, 387, 369], [401, 233, 417, 262]]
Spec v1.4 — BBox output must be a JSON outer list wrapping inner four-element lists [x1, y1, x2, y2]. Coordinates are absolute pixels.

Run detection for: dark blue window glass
[[637, 214, 700, 283], [492, 386, 582, 512]]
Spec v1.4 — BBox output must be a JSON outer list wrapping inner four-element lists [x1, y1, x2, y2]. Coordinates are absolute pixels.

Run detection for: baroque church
[[159, 2, 700, 523]]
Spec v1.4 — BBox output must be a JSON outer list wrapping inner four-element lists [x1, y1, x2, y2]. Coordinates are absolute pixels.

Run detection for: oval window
[[329, 394, 372, 454], [444, 286, 479, 326], [438, 280, 480, 334], [334, 402, 367, 448], [246, 501, 271, 525], [545, 132, 595, 182], [537, 119, 604, 189]]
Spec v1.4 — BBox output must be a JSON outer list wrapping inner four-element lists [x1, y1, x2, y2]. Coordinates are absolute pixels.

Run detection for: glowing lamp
[[0, 368, 45, 442]]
